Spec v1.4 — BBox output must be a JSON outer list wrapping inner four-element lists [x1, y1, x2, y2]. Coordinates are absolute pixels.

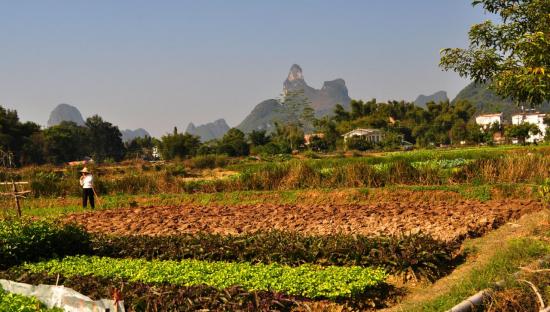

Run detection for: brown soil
[[65, 197, 543, 241]]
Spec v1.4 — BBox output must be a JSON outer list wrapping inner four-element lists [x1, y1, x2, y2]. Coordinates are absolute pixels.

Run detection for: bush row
[[22, 256, 387, 299], [92, 231, 459, 281], [18, 150, 550, 196], [193, 153, 549, 192], [0, 220, 90, 269]]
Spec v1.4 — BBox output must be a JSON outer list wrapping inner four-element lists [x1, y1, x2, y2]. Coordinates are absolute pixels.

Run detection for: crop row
[[0, 288, 61, 312], [92, 231, 459, 281], [0, 220, 90, 269], [0, 270, 399, 311], [0, 220, 459, 281], [22, 256, 387, 299]]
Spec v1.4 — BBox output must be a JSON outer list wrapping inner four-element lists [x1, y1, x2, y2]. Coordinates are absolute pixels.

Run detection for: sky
[[0, 1, 493, 137]]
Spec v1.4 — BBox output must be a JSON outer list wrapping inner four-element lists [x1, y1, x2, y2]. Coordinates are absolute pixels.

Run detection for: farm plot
[[1, 220, 406, 310], [66, 197, 543, 242]]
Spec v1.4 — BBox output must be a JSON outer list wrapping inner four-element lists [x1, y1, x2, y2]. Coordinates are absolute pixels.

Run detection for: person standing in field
[[80, 167, 95, 209]]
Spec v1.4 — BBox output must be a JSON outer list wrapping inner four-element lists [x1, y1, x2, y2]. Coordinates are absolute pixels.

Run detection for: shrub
[[189, 155, 229, 169], [164, 164, 187, 177], [0, 220, 91, 269], [303, 150, 321, 159], [30, 171, 62, 197]]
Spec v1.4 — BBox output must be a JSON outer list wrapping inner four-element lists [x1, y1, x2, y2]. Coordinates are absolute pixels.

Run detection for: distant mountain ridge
[[47, 104, 85, 127], [414, 91, 449, 108], [121, 128, 150, 143], [452, 82, 550, 118], [47, 104, 150, 142], [282, 64, 351, 116], [186, 119, 230, 141], [236, 99, 283, 134], [237, 64, 351, 133]]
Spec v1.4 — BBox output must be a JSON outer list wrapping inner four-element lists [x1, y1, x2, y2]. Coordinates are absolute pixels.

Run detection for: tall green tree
[[440, 0, 550, 106], [160, 129, 200, 160], [43, 121, 90, 164], [277, 90, 315, 130], [85, 115, 126, 162], [126, 136, 160, 160], [313, 116, 339, 150], [505, 123, 541, 145], [218, 128, 249, 156], [247, 130, 270, 147], [0, 106, 43, 165]]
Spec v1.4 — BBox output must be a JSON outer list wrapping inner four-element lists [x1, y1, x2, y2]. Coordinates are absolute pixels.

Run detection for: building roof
[[511, 112, 546, 117], [342, 128, 383, 137], [476, 113, 502, 118]]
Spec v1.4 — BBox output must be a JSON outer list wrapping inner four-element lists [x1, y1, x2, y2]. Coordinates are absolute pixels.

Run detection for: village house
[[511, 112, 547, 143], [475, 113, 503, 129], [342, 128, 384, 144], [474, 113, 505, 144]]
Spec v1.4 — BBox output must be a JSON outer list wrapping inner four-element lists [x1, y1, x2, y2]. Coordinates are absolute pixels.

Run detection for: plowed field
[[66, 196, 543, 241]]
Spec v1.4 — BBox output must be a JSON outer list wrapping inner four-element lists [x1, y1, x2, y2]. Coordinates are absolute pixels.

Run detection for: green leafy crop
[[22, 256, 387, 299], [0, 288, 62, 312], [0, 220, 91, 269]]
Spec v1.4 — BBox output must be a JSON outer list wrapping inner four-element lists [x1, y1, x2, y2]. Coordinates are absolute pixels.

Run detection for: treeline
[[2, 98, 549, 165], [0, 106, 125, 165]]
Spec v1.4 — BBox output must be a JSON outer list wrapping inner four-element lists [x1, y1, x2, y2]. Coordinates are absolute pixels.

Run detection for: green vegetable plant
[[0, 220, 91, 269], [92, 231, 458, 281], [22, 256, 387, 299], [0, 288, 62, 312]]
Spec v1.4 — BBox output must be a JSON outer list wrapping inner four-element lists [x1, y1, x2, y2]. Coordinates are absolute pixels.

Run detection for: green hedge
[[0, 220, 91, 268], [92, 231, 458, 281], [22, 256, 387, 299]]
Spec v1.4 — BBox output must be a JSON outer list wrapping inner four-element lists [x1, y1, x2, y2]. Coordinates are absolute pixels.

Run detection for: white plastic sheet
[[0, 279, 125, 312]]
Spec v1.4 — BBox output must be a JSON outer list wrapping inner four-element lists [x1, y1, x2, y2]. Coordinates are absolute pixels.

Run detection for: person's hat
[[80, 167, 90, 173]]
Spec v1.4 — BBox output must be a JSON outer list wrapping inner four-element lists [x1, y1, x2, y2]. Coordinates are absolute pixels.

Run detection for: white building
[[342, 128, 384, 144], [511, 112, 547, 143], [152, 146, 161, 160], [475, 113, 503, 129]]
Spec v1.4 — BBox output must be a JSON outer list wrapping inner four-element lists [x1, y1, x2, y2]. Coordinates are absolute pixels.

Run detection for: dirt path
[[385, 209, 549, 311], [65, 198, 542, 241]]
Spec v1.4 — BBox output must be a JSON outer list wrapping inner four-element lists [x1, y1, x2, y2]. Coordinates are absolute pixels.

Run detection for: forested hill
[[452, 82, 550, 117]]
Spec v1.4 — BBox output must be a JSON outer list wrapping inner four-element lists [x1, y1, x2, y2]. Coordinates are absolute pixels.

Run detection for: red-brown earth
[[65, 197, 543, 241]]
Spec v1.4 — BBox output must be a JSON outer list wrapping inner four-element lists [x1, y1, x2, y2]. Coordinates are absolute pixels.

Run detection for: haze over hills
[[452, 82, 550, 118], [120, 128, 151, 143], [47, 104, 150, 143], [414, 91, 449, 108], [46, 76, 550, 142], [282, 64, 351, 116], [236, 64, 351, 133], [236, 99, 284, 134], [47, 104, 85, 127], [185, 119, 230, 142]]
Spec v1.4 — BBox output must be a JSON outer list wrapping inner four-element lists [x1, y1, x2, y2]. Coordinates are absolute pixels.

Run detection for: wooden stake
[[11, 180, 21, 218]]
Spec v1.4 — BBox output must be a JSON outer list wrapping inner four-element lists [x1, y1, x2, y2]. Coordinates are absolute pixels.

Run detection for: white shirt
[[80, 175, 93, 189]]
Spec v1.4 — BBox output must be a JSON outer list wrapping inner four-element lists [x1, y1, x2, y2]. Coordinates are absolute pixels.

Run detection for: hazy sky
[[0, 1, 492, 136]]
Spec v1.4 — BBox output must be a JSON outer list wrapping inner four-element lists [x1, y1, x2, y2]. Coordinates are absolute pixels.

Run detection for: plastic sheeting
[[0, 279, 125, 312]]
